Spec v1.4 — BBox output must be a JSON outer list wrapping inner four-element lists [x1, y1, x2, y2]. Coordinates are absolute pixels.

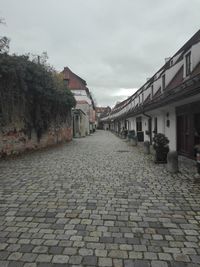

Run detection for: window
[[136, 117, 142, 132], [185, 52, 191, 76], [64, 79, 69, 87], [151, 85, 154, 98], [162, 74, 165, 90]]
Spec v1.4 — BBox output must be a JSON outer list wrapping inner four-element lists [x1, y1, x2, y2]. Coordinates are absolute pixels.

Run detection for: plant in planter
[[130, 135, 138, 146], [153, 133, 169, 163], [127, 130, 135, 140]]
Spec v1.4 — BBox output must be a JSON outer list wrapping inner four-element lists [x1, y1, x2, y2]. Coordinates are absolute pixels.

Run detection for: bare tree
[[0, 18, 10, 53]]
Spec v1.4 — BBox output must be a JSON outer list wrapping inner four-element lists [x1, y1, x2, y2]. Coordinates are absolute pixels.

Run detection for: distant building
[[101, 29, 200, 159], [62, 67, 96, 137], [95, 106, 111, 129]]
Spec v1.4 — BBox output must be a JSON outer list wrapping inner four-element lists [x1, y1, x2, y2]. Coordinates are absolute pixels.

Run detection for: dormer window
[[151, 85, 154, 98], [162, 74, 165, 90], [185, 52, 191, 76]]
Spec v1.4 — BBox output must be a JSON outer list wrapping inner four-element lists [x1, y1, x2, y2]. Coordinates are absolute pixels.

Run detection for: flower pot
[[154, 147, 169, 163], [130, 136, 138, 146]]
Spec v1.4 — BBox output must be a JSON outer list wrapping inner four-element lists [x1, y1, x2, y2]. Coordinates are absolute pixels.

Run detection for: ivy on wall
[[0, 53, 76, 140]]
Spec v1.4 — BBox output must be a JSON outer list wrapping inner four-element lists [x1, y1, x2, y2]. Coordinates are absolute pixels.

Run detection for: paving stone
[[163, 247, 181, 254], [21, 252, 37, 262], [63, 247, 77, 255], [36, 254, 53, 262], [170, 262, 187, 267], [134, 245, 147, 252], [8, 262, 24, 267], [184, 242, 199, 248], [23, 263, 37, 267], [73, 241, 85, 248], [19, 244, 34, 253], [132, 260, 150, 267], [113, 259, 123, 267], [87, 243, 105, 250], [144, 252, 157, 260], [49, 246, 63, 255], [185, 230, 199, 236], [0, 244, 8, 251], [8, 252, 22, 261], [82, 255, 97, 265], [99, 257, 112, 266], [52, 255, 69, 263], [6, 244, 20, 252], [181, 248, 197, 255], [173, 254, 190, 262], [95, 249, 107, 257], [68, 255, 82, 264], [190, 255, 200, 263], [151, 261, 168, 267], [124, 260, 135, 267], [32, 246, 48, 254], [100, 237, 113, 243], [129, 251, 143, 259], [43, 240, 59, 246], [79, 248, 93, 256], [108, 250, 128, 259], [0, 251, 10, 260], [119, 244, 132, 250], [158, 253, 172, 261]]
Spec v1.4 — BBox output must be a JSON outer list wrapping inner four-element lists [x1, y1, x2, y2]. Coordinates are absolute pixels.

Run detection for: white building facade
[[101, 30, 200, 159], [62, 67, 96, 137]]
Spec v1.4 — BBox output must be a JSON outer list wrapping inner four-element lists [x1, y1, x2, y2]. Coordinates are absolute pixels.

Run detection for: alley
[[0, 130, 200, 267]]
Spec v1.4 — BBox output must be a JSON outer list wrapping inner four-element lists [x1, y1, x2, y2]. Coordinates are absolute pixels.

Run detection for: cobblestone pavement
[[0, 130, 200, 267]]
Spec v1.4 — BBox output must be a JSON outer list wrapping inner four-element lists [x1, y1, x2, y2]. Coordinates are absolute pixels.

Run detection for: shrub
[[153, 133, 169, 163], [153, 133, 169, 150], [0, 53, 76, 140]]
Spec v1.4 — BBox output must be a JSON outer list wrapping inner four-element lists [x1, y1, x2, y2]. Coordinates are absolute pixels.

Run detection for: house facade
[[72, 108, 87, 137], [96, 106, 111, 129], [101, 30, 200, 159], [62, 67, 96, 137]]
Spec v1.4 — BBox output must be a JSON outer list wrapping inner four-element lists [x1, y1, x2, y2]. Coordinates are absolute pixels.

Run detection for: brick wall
[[0, 122, 72, 158]]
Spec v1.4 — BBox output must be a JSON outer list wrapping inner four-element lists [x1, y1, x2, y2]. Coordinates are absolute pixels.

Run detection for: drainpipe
[[142, 111, 152, 145]]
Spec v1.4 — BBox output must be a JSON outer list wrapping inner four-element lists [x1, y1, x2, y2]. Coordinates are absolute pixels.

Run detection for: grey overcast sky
[[0, 0, 200, 107]]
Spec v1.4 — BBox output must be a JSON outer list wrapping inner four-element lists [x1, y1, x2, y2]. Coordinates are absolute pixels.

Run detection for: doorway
[[177, 114, 190, 156]]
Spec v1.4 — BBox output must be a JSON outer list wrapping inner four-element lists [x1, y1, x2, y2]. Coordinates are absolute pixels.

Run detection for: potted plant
[[153, 133, 169, 163], [130, 135, 138, 146], [127, 130, 135, 141]]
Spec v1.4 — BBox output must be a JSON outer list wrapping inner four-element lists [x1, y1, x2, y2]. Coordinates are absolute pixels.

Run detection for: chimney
[[165, 57, 171, 63]]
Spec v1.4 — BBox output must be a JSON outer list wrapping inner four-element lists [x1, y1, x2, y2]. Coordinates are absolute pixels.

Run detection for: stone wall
[[0, 122, 72, 158], [0, 54, 76, 158]]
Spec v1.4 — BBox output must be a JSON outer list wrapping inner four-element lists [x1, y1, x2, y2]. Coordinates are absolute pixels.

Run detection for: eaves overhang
[[109, 73, 200, 122]]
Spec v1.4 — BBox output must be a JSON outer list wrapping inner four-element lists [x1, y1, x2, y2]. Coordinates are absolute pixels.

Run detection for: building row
[[62, 67, 110, 137], [101, 30, 200, 159]]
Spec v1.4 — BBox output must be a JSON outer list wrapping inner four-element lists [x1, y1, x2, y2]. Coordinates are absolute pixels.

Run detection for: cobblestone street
[[0, 130, 200, 267]]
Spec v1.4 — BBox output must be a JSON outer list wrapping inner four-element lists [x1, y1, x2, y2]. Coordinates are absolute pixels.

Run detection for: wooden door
[[177, 114, 190, 156]]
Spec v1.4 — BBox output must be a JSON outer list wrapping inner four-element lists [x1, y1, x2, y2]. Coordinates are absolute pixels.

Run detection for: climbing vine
[[0, 53, 76, 139]]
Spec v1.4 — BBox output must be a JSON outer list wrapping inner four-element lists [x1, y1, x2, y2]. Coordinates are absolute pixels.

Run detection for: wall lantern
[[166, 112, 170, 127], [166, 119, 170, 127]]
